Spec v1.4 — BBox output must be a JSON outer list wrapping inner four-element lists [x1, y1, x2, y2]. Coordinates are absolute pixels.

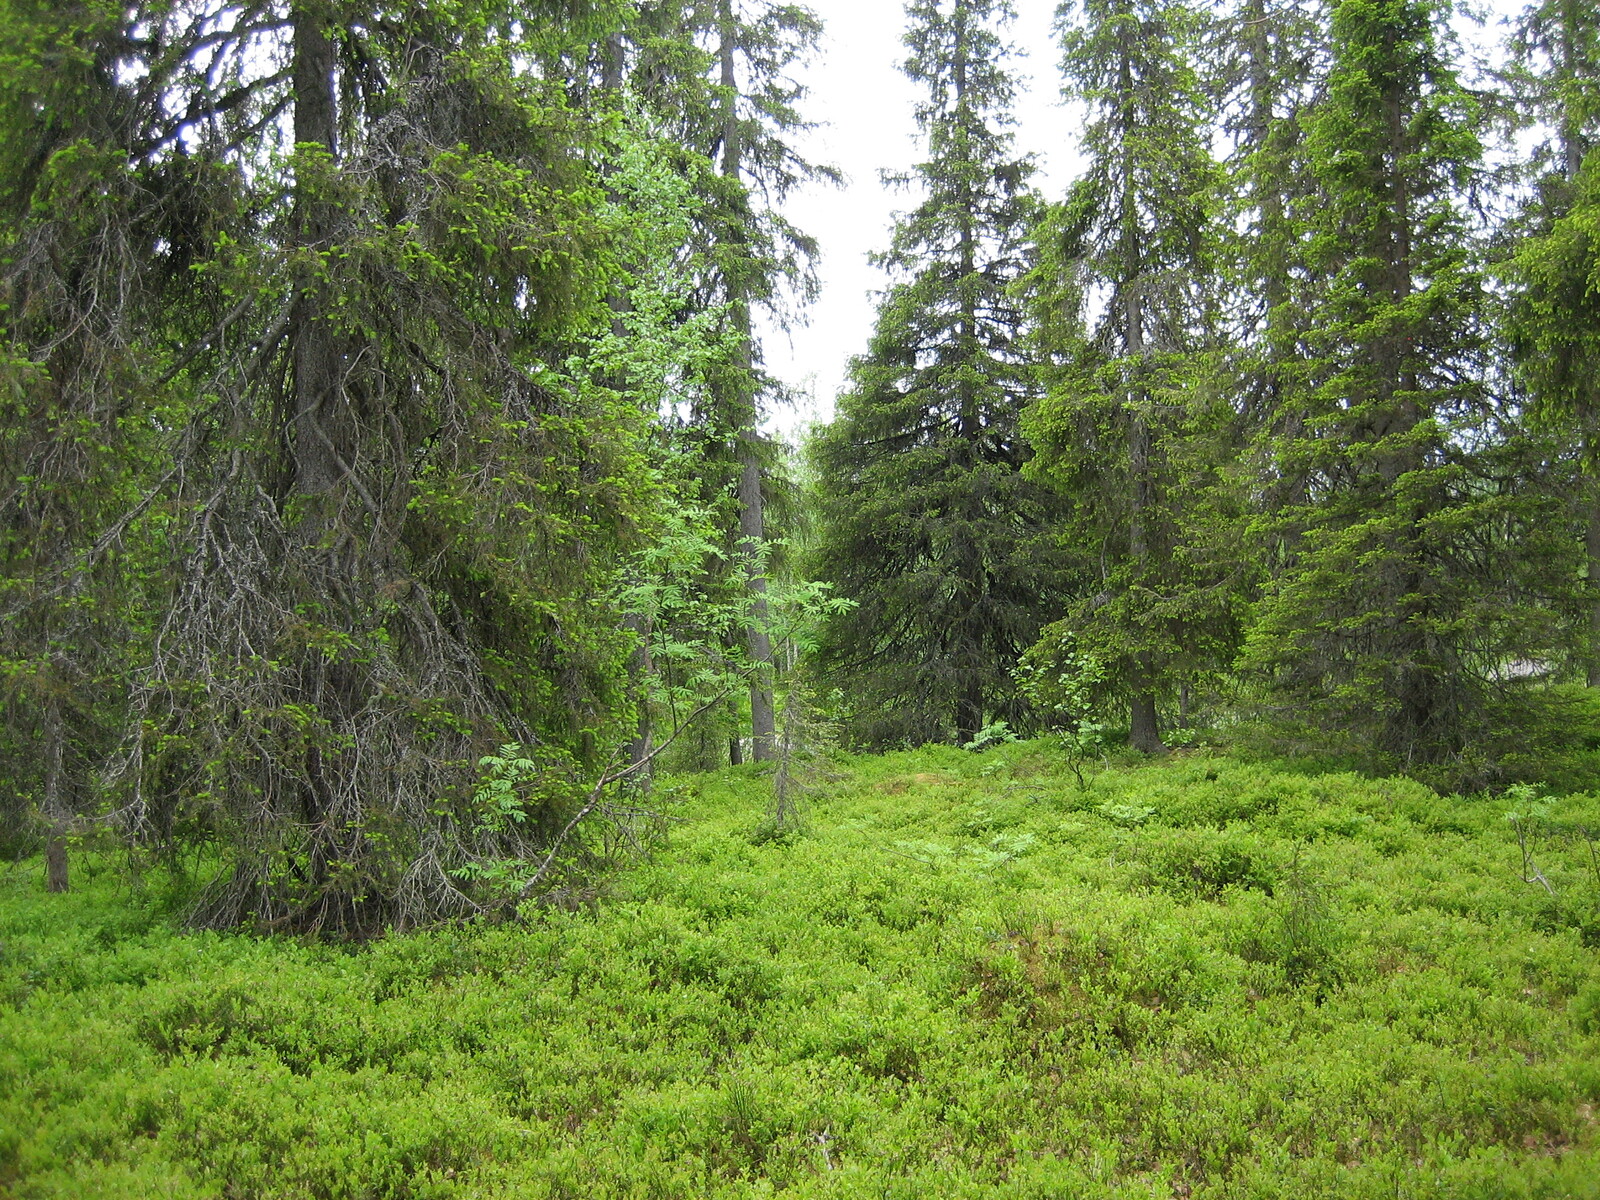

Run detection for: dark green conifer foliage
[[0, 0, 663, 932], [1021, 0, 1235, 754], [1506, 0, 1599, 183], [0, 0, 194, 884], [812, 0, 1067, 747], [1502, 0, 1600, 683], [1245, 0, 1559, 766], [1214, 0, 1326, 529]]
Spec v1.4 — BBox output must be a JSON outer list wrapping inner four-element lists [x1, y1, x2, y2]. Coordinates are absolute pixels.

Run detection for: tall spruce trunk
[[289, 5, 342, 504], [1114, 35, 1165, 756], [956, 684, 983, 747], [1126, 397, 1164, 755], [1245, 0, 1307, 547], [1124, 260, 1164, 754], [952, 12, 985, 746], [286, 5, 356, 881], [1376, 72, 1434, 755], [1556, 6, 1600, 687], [1126, 405, 1165, 756], [719, 1, 775, 761], [1560, 0, 1584, 183]]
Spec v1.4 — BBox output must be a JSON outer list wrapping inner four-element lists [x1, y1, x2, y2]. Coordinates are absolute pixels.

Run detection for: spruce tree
[[0, 1, 664, 931], [0, 0, 182, 885], [1245, 0, 1556, 765], [1021, 0, 1235, 753], [712, 0, 792, 762], [812, 0, 1066, 747], [1506, 0, 1599, 182], [1214, 0, 1326, 529], [1502, 0, 1600, 683]]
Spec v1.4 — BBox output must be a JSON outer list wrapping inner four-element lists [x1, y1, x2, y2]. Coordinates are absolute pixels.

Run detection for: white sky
[[761, 0, 1068, 442], [759, 0, 1522, 444]]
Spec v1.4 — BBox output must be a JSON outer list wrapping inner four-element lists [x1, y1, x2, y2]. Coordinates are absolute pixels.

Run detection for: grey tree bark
[[43, 699, 68, 893], [718, 1, 776, 761]]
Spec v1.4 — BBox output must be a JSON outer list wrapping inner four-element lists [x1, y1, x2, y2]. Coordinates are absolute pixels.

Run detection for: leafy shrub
[[1572, 977, 1600, 1035], [962, 719, 1019, 752], [1238, 852, 1346, 993], [4, 749, 1600, 1197], [1137, 827, 1279, 898]]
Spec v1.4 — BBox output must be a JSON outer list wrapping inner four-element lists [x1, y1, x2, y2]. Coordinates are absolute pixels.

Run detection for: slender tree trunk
[[954, 8, 978, 440], [718, 2, 775, 761], [43, 699, 68, 893], [772, 693, 799, 829], [949, 14, 990, 746], [1244, 0, 1308, 552], [1113, 34, 1165, 757], [601, 37, 661, 762], [624, 614, 655, 770], [1558, 7, 1600, 686], [289, 5, 342, 504], [738, 453, 776, 758], [1586, 463, 1600, 687], [1127, 409, 1164, 755], [1560, 0, 1584, 183]]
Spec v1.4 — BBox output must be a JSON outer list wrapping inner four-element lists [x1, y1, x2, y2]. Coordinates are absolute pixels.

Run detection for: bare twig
[[152, 294, 255, 390], [507, 678, 754, 908], [1512, 815, 1558, 897], [814, 1128, 835, 1171]]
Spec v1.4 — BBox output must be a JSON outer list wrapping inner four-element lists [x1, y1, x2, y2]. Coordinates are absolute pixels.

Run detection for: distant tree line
[[813, 0, 1600, 774]]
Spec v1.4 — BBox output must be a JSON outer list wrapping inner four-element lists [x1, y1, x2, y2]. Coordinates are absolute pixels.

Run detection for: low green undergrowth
[[4, 744, 1600, 1198]]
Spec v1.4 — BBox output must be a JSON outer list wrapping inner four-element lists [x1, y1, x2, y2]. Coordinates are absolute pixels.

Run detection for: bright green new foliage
[[599, 0, 832, 765], [3, 745, 1599, 1196]]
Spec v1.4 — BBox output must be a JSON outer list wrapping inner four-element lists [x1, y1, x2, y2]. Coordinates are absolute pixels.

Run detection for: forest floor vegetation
[[4, 743, 1600, 1197]]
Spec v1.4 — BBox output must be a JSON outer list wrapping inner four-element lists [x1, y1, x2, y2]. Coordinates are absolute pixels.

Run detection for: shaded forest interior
[[4, 0, 1600, 935]]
